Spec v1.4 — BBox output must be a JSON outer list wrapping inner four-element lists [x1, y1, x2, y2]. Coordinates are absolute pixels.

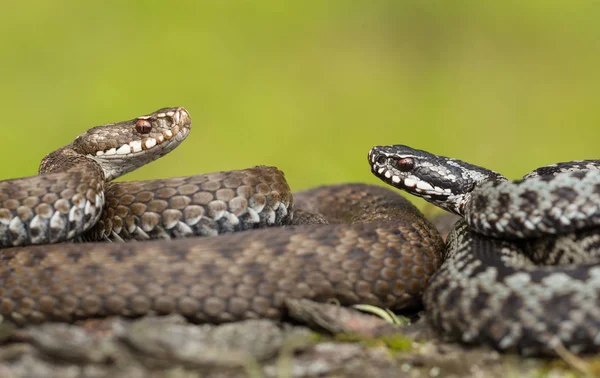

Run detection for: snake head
[[71, 107, 192, 181], [368, 145, 505, 216]]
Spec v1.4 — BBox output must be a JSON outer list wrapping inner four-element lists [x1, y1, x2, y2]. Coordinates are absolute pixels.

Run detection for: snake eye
[[135, 119, 152, 134], [376, 155, 387, 165], [397, 157, 414, 172]]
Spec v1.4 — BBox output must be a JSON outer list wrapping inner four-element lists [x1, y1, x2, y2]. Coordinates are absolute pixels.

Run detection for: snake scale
[[3, 107, 598, 356], [369, 145, 600, 355], [0, 108, 443, 330]]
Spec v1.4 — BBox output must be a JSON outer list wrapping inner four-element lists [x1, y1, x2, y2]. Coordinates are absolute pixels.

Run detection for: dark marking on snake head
[[594, 183, 600, 195], [551, 186, 578, 202]]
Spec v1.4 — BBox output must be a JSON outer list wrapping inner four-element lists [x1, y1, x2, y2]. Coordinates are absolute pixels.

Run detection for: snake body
[[369, 145, 600, 355], [85, 166, 295, 242], [0, 108, 191, 247], [0, 109, 443, 328]]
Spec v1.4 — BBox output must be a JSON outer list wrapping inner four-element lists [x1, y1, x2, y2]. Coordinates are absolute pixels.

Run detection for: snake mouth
[[92, 107, 191, 159], [369, 146, 453, 201], [372, 161, 452, 199], [78, 107, 192, 181]]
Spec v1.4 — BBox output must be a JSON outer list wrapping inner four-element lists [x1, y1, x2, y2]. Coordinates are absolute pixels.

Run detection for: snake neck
[[39, 107, 192, 182], [0, 107, 192, 248], [368, 144, 507, 216], [39, 147, 106, 180]]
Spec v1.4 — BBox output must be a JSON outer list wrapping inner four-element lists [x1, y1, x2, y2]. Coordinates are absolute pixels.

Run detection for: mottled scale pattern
[[425, 221, 600, 355], [368, 144, 600, 356], [0, 109, 445, 327], [0, 107, 191, 248], [86, 166, 294, 241], [0, 156, 105, 247], [467, 169, 600, 239], [0, 184, 443, 325], [524, 159, 600, 179]]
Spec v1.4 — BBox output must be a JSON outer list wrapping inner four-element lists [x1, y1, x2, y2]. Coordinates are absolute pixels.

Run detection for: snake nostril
[[175, 108, 191, 127], [376, 155, 387, 165]]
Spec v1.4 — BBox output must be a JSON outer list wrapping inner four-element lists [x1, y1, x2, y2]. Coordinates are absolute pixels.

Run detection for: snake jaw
[[77, 107, 192, 181], [368, 145, 502, 216]]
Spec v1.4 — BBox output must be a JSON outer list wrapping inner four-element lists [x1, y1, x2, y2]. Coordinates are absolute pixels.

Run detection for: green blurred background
[[1, 1, 599, 211]]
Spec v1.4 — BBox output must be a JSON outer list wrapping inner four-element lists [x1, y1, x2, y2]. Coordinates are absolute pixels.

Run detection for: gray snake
[[369, 144, 600, 355], [0, 109, 443, 330]]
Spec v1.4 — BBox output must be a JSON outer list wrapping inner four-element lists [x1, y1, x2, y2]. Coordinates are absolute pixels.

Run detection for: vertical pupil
[[136, 120, 151, 134], [398, 158, 414, 171]]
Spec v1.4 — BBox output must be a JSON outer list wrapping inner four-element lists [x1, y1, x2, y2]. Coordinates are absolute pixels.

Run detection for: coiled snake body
[[0, 109, 443, 329], [5, 108, 596, 356], [369, 145, 600, 355]]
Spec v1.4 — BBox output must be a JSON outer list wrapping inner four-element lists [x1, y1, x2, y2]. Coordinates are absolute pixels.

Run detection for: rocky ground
[[0, 298, 597, 378]]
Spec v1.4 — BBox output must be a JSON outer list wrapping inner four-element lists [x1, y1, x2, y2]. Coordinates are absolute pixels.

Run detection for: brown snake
[[0, 107, 443, 325]]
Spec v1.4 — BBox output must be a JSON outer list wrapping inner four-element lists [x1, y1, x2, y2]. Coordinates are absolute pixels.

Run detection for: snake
[[369, 144, 600, 356], [0, 108, 443, 331]]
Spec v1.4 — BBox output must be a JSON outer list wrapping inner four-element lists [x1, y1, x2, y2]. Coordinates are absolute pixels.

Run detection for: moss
[[534, 355, 600, 378], [321, 332, 415, 352]]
